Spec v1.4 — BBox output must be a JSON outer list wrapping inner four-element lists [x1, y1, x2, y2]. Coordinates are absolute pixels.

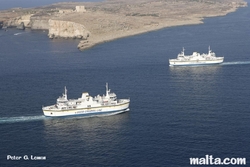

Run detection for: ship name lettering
[[76, 109, 102, 114]]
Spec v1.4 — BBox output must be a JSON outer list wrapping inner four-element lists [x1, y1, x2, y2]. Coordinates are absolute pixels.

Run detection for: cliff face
[[3, 14, 32, 28], [48, 20, 90, 39], [30, 18, 49, 30]]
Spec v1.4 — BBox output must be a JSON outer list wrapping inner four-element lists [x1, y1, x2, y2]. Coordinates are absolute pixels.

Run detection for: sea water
[[0, 1, 250, 167]]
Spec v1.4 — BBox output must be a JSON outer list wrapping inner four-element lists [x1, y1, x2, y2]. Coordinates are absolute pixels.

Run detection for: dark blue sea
[[1, 1, 250, 167]]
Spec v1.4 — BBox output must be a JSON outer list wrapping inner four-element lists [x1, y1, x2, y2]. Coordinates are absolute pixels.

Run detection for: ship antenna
[[182, 47, 185, 55]]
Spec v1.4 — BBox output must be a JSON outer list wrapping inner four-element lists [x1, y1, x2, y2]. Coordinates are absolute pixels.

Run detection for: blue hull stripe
[[170, 62, 222, 66], [44, 108, 129, 118]]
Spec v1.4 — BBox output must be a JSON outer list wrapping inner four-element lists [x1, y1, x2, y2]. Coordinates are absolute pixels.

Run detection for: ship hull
[[169, 59, 223, 66], [43, 101, 129, 117]]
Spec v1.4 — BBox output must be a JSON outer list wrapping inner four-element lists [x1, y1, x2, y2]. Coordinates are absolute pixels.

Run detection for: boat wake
[[14, 32, 28, 36], [0, 115, 47, 124], [221, 61, 250, 66]]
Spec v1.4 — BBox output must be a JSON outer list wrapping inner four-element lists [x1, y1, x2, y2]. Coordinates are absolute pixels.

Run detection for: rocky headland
[[0, 0, 247, 50]]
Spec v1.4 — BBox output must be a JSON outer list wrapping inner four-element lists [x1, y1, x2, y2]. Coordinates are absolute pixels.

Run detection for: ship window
[[87, 105, 91, 108]]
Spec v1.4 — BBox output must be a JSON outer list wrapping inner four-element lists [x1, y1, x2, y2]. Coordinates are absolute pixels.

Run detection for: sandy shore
[[0, 0, 247, 50]]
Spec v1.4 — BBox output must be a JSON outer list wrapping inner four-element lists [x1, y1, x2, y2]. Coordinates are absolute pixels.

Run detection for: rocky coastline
[[0, 0, 247, 51]]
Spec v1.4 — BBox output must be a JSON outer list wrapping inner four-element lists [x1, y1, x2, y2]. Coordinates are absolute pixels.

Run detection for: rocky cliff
[[48, 19, 90, 39], [3, 14, 32, 29], [0, 0, 247, 51], [29, 13, 51, 30], [30, 19, 49, 30]]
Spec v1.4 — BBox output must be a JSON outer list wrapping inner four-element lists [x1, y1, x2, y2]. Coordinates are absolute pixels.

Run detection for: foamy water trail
[[14, 33, 22, 35], [0, 115, 47, 124], [221, 61, 250, 65], [14, 32, 28, 36]]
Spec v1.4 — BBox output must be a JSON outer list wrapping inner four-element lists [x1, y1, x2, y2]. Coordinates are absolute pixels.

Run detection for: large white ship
[[169, 47, 224, 66], [42, 83, 130, 117]]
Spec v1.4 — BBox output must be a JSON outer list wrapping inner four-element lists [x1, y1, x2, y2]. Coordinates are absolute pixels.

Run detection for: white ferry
[[42, 83, 130, 117], [169, 47, 224, 66]]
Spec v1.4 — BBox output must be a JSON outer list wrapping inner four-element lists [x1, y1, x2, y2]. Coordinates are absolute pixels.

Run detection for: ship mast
[[208, 46, 211, 55], [106, 83, 109, 97], [64, 86, 68, 100]]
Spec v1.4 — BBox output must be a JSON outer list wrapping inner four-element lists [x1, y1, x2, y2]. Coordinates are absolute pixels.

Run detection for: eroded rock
[[48, 19, 90, 39]]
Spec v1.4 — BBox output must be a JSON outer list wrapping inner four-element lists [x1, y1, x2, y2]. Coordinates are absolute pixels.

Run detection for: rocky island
[[0, 0, 247, 50]]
